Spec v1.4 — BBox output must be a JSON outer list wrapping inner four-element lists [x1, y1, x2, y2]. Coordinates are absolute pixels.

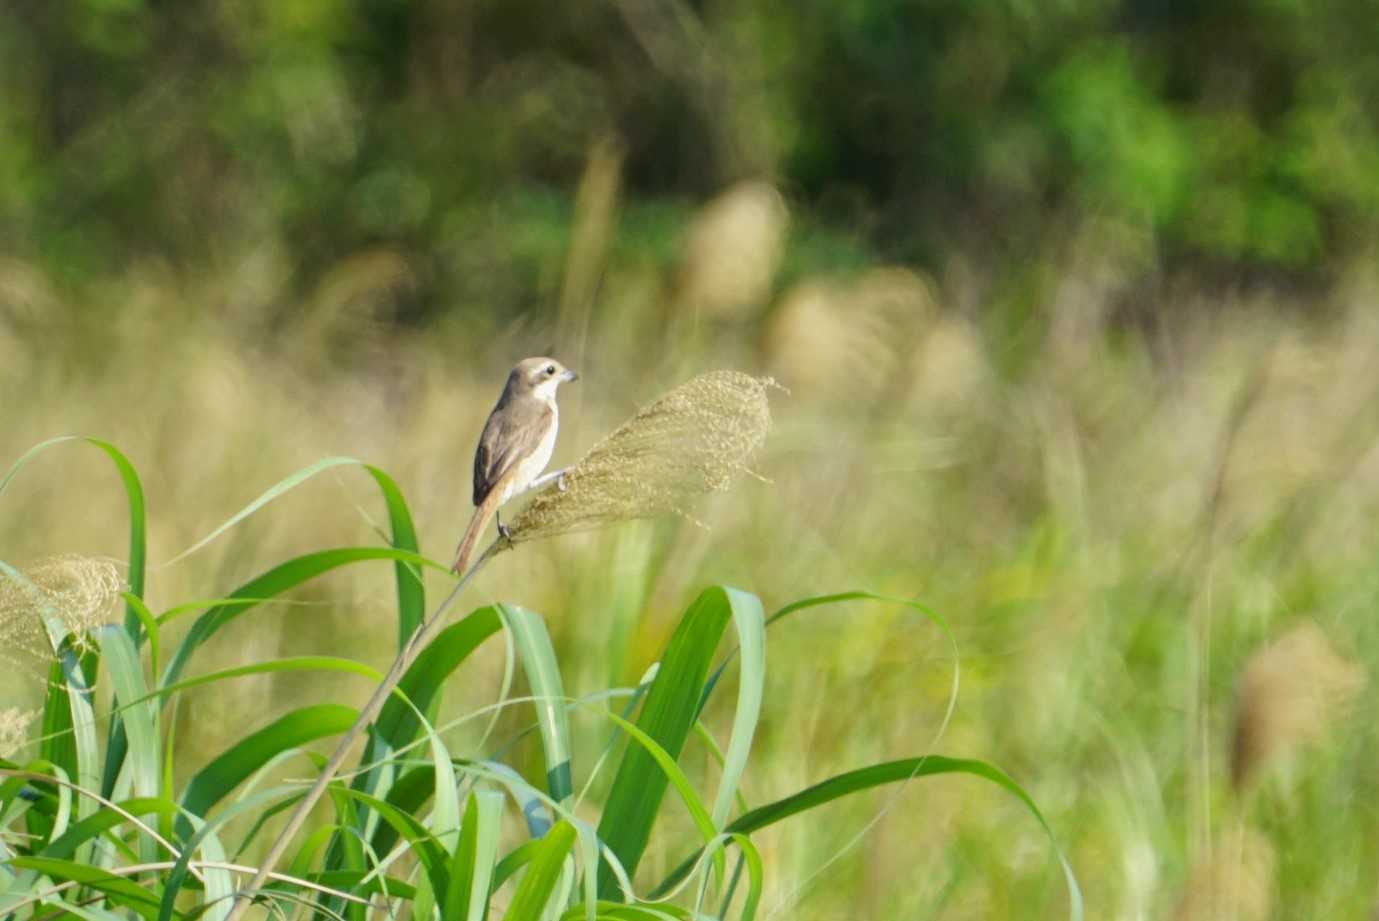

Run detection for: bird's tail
[[451, 489, 504, 575]]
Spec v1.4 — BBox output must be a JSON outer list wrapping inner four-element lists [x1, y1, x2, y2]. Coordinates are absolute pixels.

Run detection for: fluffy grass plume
[[0, 706, 35, 758], [1230, 620, 1366, 789], [1173, 825, 1276, 921], [674, 181, 789, 318], [0, 555, 122, 670], [508, 370, 775, 542]]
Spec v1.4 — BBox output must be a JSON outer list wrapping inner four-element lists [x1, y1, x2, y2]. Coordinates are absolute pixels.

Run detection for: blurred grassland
[[3, 205, 1378, 917]]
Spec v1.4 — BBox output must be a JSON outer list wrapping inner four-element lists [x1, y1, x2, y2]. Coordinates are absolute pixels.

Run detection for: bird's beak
[[562, 369, 579, 383]]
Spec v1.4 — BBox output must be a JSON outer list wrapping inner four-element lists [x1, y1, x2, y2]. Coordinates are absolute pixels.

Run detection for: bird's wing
[[472, 399, 554, 505], [472, 436, 492, 505]]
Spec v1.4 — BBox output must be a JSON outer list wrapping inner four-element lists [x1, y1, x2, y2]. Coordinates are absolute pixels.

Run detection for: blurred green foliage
[[3, 0, 1376, 317]]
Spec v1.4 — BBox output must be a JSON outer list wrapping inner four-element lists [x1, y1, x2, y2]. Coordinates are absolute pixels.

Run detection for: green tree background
[[5, 0, 1376, 317]]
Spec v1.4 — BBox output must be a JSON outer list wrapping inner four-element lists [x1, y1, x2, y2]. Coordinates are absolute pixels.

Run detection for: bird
[[451, 357, 578, 575]]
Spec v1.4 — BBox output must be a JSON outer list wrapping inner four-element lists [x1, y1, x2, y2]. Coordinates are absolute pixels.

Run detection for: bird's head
[[510, 357, 578, 401]]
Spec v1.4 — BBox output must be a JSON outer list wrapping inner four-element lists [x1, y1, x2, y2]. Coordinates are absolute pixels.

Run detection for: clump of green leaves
[[0, 440, 1080, 920]]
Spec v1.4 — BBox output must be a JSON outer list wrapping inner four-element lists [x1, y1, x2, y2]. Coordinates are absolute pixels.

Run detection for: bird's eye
[[545, 365, 556, 375]]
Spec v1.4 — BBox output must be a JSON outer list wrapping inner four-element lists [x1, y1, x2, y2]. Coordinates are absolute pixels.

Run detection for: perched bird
[[451, 357, 578, 574]]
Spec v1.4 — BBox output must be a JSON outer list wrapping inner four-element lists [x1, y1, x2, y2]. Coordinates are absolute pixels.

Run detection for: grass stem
[[223, 540, 505, 921]]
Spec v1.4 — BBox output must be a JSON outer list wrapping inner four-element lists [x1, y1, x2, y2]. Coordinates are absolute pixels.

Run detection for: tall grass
[[3, 233, 1378, 915], [0, 439, 1079, 919]]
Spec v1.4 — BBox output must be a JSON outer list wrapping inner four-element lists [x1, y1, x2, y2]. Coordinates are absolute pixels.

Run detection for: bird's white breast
[[499, 402, 558, 504]]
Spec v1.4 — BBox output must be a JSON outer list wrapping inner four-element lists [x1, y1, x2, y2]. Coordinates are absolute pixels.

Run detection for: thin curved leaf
[[160, 546, 434, 689], [143, 657, 383, 710], [98, 627, 160, 802], [308, 870, 418, 902], [504, 820, 577, 921], [596, 586, 736, 899], [339, 606, 503, 873], [360, 605, 503, 794], [39, 797, 179, 861], [443, 789, 503, 921], [4, 856, 164, 920], [557, 906, 690, 921], [155, 457, 424, 645], [331, 787, 450, 899], [654, 755, 1083, 919], [500, 605, 574, 803], [708, 588, 764, 829], [178, 704, 358, 839]]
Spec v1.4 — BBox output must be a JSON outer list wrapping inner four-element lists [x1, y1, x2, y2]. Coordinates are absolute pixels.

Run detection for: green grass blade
[[123, 594, 161, 680], [49, 648, 100, 843], [1, 771, 38, 849], [602, 710, 724, 893], [38, 796, 178, 861], [709, 588, 764, 829], [366, 765, 434, 857], [325, 790, 369, 921], [82, 438, 148, 637], [150, 457, 424, 646], [29, 898, 128, 921], [332, 787, 451, 898], [98, 626, 163, 865], [155, 597, 296, 628], [483, 760, 554, 838], [443, 790, 503, 921], [360, 605, 503, 796], [424, 710, 461, 853], [4, 856, 165, 919], [727, 833, 763, 921], [689, 722, 750, 818], [143, 656, 383, 709], [287, 823, 342, 879], [2, 762, 72, 848], [504, 820, 577, 921], [358, 465, 426, 647], [460, 791, 502, 921], [158, 456, 373, 566], [557, 906, 690, 921], [177, 704, 358, 840], [493, 839, 540, 891], [443, 793, 483, 921], [98, 627, 160, 801], [37, 657, 79, 807], [157, 783, 308, 921], [595, 587, 734, 899], [337, 606, 503, 875], [182, 813, 235, 921], [308, 870, 417, 902], [603, 713, 716, 845], [160, 546, 434, 689], [656, 755, 1084, 919], [500, 605, 574, 804]]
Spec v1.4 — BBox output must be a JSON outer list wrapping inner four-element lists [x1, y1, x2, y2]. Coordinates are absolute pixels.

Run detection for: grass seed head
[[1230, 620, 1366, 790], [1173, 825, 1276, 921], [675, 181, 789, 318], [508, 370, 775, 542], [0, 707, 36, 759], [0, 555, 123, 673]]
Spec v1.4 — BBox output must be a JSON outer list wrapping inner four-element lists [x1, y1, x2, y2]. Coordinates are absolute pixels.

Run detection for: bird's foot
[[497, 521, 513, 540]]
